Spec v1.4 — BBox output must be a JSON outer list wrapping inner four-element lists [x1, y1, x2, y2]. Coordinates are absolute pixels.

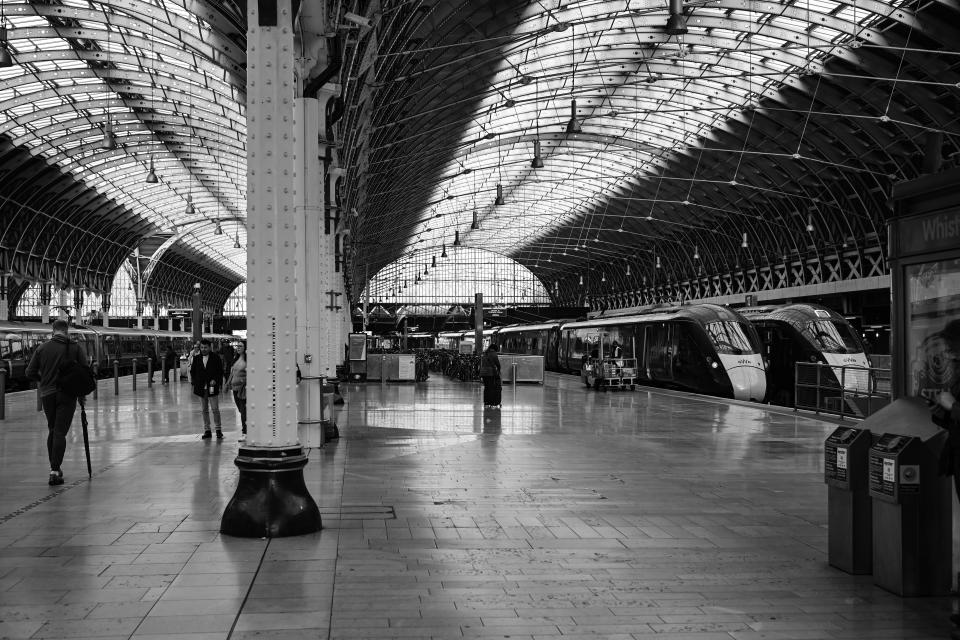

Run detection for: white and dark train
[[451, 304, 768, 402], [0, 320, 237, 390], [739, 303, 871, 406]]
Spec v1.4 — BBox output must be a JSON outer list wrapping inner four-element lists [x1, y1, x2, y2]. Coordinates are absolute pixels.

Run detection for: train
[[453, 304, 768, 402], [738, 303, 872, 406], [0, 320, 238, 390], [437, 302, 872, 406]]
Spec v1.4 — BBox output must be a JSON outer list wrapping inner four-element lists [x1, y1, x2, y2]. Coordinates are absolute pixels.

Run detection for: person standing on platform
[[161, 345, 177, 384], [225, 343, 247, 441], [25, 319, 89, 485], [144, 344, 159, 383], [220, 341, 235, 389], [931, 374, 960, 638], [479, 344, 502, 408], [191, 339, 224, 440]]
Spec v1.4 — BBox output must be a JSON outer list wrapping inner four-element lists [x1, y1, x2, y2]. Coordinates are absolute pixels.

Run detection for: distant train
[[448, 304, 768, 402], [739, 303, 871, 406], [0, 320, 237, 390]]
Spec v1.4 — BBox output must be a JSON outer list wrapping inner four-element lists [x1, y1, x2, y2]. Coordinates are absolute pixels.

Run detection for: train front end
[[716, 353, 767, 402], [703, 316, 767, 402]]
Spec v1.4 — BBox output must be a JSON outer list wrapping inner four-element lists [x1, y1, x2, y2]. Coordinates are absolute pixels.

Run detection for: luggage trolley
[[580, 330, 637, 391]]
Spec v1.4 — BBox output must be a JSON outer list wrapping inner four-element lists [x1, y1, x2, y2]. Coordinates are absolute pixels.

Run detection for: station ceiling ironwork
[[338, 0, 960, 307], [0, 0, 246, 297]]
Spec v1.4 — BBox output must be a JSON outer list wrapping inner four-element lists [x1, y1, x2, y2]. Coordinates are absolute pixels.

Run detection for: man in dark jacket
[[25, 319, 89, 485], [191, 339, 224, 440]]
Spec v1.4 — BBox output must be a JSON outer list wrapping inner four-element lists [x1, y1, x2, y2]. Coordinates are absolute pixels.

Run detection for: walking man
[[191, 339, 224, 440], [25, 320, 89, 485]]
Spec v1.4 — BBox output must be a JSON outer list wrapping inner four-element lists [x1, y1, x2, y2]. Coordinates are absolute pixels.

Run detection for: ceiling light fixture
[[494, 184, 504, 206], [0, 21, 13, 68], [185, 194, 195, 215], [431, 255, 437, 268], [233, 230, 241, 249], [693, 245, 699, 260], [214, 218, 223, 235], [441, 243, 447, 258], [102, 119, 116, 150], [665, 0, 688, 35], [579, 274, 584, 286], [453, 230, 460, 246], [145, 155, 158, 183], [531, 139, 544, 169], [741, 232, 749, 248], [806, 215, 814, 232]]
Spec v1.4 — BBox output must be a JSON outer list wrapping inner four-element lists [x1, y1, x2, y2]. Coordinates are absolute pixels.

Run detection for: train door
[[644, 323, 674, 382], [757, 323, 795, 406]]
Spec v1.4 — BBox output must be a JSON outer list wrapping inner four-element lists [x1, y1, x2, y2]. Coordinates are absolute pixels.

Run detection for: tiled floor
[[0, 370, 956, 639]]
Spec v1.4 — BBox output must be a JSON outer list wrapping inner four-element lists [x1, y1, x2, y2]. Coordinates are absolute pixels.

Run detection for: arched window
[[223, 283, 246, 316], [15, 285, 101, 321], [363, 247, 551, 305]]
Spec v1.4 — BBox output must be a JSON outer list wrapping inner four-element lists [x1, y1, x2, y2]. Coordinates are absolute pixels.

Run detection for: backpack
[[56, 343, 97, 397]]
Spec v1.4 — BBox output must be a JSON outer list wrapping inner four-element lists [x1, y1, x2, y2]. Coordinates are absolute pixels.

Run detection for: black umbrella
[[78, 398, 91, 478]]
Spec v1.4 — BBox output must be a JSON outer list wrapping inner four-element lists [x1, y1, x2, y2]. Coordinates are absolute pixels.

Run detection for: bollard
[[132, 358, 137, 391], [147, 358, 153, 386], [0, 367, 6, 420], [113, 359, 119, 395]]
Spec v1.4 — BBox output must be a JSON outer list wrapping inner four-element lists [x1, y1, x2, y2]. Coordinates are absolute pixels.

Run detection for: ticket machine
[[865, 399, 950, 596], [825, 426, 874, 574]]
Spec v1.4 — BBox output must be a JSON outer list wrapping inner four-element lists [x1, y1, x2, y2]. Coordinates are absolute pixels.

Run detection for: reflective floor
[[0, 372, 955, 639]]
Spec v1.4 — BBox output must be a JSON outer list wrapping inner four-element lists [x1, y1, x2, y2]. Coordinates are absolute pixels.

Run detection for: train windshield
[[801, 320, 861, 354], [705, 321, 757, 355]]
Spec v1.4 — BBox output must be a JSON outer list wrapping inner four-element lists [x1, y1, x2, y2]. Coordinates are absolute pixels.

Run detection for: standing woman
[[225, 343, 248, 441], [479, 344, 502, 408]]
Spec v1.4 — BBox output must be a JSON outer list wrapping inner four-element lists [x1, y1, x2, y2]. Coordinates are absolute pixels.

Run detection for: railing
[[794, 362, 891, 420]]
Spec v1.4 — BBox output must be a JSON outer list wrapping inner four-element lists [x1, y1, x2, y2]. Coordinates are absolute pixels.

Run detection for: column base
[[220, 445, 321, 538]]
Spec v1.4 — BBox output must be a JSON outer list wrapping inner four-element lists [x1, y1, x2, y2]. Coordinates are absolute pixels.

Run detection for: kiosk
[[825, 426, 874, 574]]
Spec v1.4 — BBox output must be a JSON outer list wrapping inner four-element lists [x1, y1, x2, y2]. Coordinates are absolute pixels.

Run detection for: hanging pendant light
[[494, 184, 504, 206], [0, 27, 14, 68], [530, 139, 544, 168], [565, 99, 581, 134], [233, 231, 241, 249], [626, 264, 631, 276], [145, 155, 158, 183], [471, 209, 479, 229], [453, 230, 461, 246], [693, 245, 699, 260], [431, 255, 437, 268], [806, 215, 814, 232], [441, 243, 448, 258], [665, 0, 688, 35], [741, 232, 748, 248], [214, 218, 223, 235], [185, 194, 195, 215], [656, 256, 661, 269], [601, 273, 606, 283], [578, 274, 584, 286], [101, 119, 116, 150]]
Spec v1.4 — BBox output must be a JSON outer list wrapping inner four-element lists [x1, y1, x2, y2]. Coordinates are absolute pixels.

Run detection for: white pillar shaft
[[294, 97, 326, 431], [246, 6, 299, 447]]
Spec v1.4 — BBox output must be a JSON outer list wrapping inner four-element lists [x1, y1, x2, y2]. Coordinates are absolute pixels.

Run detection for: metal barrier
[[794, 362, 891, 419]]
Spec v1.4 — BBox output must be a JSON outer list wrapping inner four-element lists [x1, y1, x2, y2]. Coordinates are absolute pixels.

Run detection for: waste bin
[[865, 399, 951, 596], [825, 426, 874, 574]]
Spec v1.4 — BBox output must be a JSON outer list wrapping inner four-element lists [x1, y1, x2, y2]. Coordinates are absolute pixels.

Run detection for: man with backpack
[[25, 320, 90, 486]]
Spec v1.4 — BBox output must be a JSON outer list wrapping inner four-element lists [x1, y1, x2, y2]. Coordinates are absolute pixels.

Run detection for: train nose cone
[[727, 363, 767, 402]]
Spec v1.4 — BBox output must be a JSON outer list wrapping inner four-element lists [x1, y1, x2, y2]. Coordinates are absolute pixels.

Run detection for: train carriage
[[559, 304, 767, 402], [740, 303, 871, 407]]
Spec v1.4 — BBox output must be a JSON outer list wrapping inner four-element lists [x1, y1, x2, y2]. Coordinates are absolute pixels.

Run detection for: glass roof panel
[[388, 0, 906, 266], [0, 0, 247, 280]]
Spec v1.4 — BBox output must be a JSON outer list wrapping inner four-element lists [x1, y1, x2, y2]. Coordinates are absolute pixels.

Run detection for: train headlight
[[711, 361, 718, 369]]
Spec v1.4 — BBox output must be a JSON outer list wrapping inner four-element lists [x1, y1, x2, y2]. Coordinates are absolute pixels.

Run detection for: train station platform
[[0, 371, 955, 639]]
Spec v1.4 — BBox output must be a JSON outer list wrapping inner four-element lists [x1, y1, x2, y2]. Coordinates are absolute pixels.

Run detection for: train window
[[705, 321, 756, 355], [802, 321, 861, 354]]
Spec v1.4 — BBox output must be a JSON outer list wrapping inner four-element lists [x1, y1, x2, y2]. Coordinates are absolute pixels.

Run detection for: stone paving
[[0, 371, 955, 639]]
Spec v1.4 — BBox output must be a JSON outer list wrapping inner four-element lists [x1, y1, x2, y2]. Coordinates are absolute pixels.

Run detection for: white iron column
[[319, 93, 343, 381], [221, 0, 320, 537], [294, 96, 329, 443], [0, 275, 7, 321], [40, 283, 50, 324]]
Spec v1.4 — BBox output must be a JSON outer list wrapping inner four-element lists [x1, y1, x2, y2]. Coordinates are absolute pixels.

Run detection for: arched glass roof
[[343, 0, 960, 303], [389, 1, 905, 255], [0, 0, 246, 276]]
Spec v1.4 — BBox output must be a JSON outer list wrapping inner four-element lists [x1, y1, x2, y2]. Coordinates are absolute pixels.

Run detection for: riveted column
[[38, 283, 50, 324], [0, 275, 8, 322], [221, 0, 321, 538]]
